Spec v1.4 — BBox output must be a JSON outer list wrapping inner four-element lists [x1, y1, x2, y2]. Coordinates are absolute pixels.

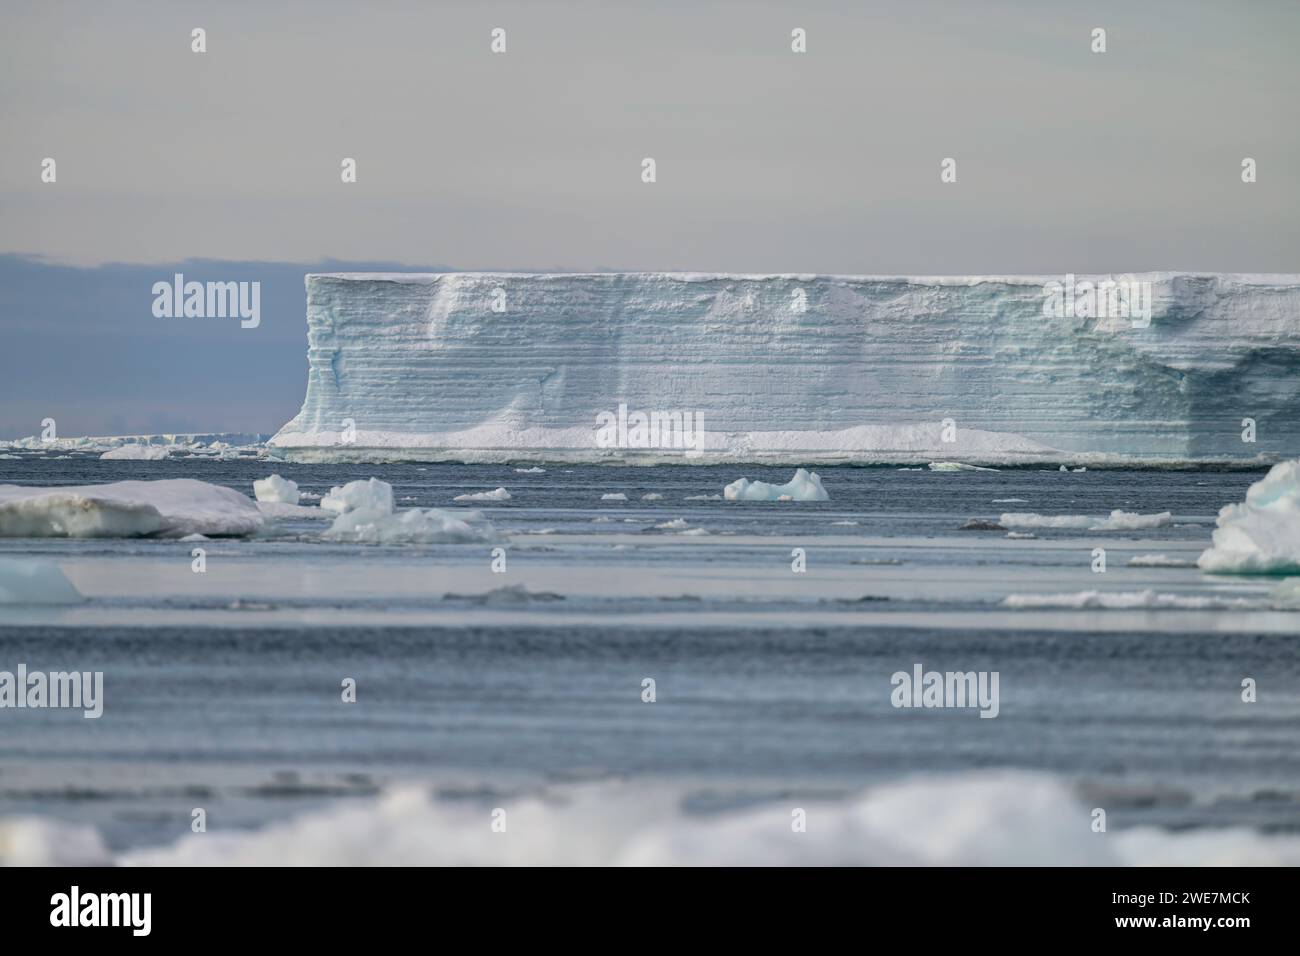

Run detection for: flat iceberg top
[[309, 271, 1300, 284]]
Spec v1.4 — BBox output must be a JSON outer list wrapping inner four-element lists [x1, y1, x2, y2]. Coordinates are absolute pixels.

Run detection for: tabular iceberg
[[270, 273, 1300, 464]]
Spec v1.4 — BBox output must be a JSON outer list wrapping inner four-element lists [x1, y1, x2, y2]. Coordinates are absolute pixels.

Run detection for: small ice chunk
[[321, 478, 394, 516], [454, 487, 512, 502], [655, 518, 689, 530], [253, 474, 300, 505], [601, 493, 628, 501], [641, 493, 663, 501], [724, 468, 828, 502], [514, 467, 546, 474]]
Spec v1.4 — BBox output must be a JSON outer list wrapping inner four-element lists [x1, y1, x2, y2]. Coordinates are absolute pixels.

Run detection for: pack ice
[[0, 480, 264, 538], [269, 273, 1300, 463]]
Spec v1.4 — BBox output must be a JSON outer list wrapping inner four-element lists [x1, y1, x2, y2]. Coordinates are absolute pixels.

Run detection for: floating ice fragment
[[724, 468, 828, 502]]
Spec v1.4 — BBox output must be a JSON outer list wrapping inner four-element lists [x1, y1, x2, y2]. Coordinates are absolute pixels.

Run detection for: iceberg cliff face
[[270, 273, 1300, 464]]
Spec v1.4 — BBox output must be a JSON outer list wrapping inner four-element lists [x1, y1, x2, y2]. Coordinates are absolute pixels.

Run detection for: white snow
[[453, 487, 511, 502], [724, 468, 828, 501], [1000, 510, 1171, 531], [266, 273, 1300, 464], [1198, 460, 1300, 573], [253, 474, 300, 505], [0, 558, 84, 605], [0, 480, 263, 538]]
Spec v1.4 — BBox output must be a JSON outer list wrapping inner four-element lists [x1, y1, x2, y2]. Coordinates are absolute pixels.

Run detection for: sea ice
[[316, 476, 500, 544], [0, 480, 263, 538], [320, 478, 394, 516], [100, 444, 171, 460], [1199, 460, 1300, 573], [253, 474, 301, 505], [0, 557, 84, 605], [453, 488, 511, 502], [999, 510, 1171, 531], [724, 468, 828, 501]]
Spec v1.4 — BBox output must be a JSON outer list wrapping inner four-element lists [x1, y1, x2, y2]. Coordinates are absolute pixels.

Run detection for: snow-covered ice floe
[[724, 468, 828, 501], [0, 558, 84, 605], [928, 461, 998, 472], [5, 771, 1297, 866], [1199, 460, 1300, 573], [1000, 510, 1171, 531], [0, 480, 264, 538], [1128, 554, 1197, 568], [318, 478, 500, 545], [267, 272, 1300, 464]]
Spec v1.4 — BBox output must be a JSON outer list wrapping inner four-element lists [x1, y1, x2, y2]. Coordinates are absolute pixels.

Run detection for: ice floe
[[724, 468, 828, 502], [0, 479, 263, 538]]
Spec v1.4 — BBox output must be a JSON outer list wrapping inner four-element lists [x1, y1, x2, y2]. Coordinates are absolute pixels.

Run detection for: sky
[[2, 0, 1298, 436]]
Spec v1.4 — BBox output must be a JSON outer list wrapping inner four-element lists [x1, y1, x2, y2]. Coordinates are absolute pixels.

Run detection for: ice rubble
[[0, 558, 84, 605], [1198, 460, 1300, 573], [268, 272, 1300, 464], [724, 468, 828, 501], [7, 772, 1297, 866], [319, 478, 500, 544], [0, 480, 264, 538]]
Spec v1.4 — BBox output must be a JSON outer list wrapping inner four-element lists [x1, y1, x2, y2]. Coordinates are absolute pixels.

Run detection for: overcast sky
[[2, 0, 1297, 435]]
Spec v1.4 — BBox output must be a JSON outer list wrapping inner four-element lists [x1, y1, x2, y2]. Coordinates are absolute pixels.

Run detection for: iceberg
[[268, 272, 1300, 464], [320, 478, 394, 516], [725, 468, 828, 501], [1198, 460, 1300, 573], [0, 479, 264, 538]]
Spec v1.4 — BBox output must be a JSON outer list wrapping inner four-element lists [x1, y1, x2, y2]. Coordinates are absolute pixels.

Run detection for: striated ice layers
[[1199, 459, 1300, 573], [269, 272, 1300, 464]]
